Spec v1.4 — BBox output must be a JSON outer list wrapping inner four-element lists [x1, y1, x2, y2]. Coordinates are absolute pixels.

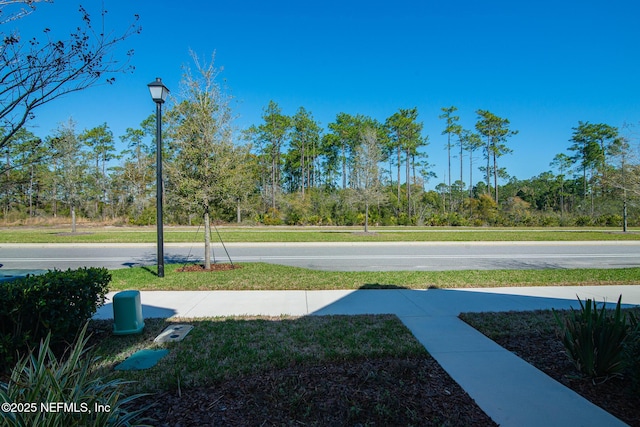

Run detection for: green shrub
[[598, 214, 623, 227], [0, 324, 150, 426], [554, 295, 630, 378], [127, 207, 156, 226], [0, 268, 111, 367], [575, 215, 593, 226], [396, 213, 411, 226], [540, 214, 561, 227], [262, 208, 283, 225], [305, 215, 323, 226], [558, 215, 576, 227], [285, 211, 301, 225], [448, 213, 469, 226]]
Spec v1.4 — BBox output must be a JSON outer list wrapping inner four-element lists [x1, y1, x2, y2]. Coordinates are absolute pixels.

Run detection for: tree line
[[1, 3, 637, 230], [2, 53, 639, 229]]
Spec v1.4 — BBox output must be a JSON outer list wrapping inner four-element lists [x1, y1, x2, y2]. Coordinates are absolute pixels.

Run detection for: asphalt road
[[1, 241, 639, 274]]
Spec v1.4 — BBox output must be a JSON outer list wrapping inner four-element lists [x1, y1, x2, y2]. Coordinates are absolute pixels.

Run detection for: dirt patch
[[176, 263, 242, 272]]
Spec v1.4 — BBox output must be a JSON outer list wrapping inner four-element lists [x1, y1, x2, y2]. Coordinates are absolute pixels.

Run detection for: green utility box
[[112, 290, 145, 335]]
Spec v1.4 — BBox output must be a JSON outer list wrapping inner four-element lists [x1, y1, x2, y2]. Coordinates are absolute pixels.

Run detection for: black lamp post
[[147, 77, 169, 277]]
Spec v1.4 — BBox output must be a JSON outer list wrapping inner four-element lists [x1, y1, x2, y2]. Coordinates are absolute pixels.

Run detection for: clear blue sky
[[13, 0, 640, 189]]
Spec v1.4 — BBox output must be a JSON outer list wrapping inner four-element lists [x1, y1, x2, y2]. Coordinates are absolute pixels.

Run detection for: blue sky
[[12, 0, 640, 189]]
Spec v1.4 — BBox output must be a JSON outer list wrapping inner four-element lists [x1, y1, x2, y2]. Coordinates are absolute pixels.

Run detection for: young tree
[[0, 1, 140, 149], [475, 110, 517, 204], [349, 126, 386, 232], [167, 52, 245, 268]]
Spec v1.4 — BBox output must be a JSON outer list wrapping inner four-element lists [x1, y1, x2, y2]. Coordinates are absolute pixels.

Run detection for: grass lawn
[[89, 315, 496, 424], [91, 315, 428, 393], [1, 225, 639, 243], [109, 262, 640, 291]]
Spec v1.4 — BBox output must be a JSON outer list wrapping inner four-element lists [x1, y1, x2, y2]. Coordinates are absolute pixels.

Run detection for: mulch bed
[[132, 357, 497, 426], [127, 321, 640, 426], [176, 264, 242, 272], [494, 331, 640, 426]]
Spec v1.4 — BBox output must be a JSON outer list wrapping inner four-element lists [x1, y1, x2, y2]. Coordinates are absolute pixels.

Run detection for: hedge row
[[0, 268, 111, 367]]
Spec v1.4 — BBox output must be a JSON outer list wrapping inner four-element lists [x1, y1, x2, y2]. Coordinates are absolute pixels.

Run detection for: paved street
[[1, 241, 639, 272]]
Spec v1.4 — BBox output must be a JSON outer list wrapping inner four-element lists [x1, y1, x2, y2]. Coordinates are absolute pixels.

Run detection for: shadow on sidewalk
[[94, 302, 177, 320]]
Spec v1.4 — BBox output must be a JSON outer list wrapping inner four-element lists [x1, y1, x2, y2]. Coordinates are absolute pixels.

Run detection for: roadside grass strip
[[109, 262, 640, 291], [1, 226, 639, 243]]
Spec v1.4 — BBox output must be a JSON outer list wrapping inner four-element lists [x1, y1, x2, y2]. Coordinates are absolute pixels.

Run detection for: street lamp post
[[147, 78, 170, 277]]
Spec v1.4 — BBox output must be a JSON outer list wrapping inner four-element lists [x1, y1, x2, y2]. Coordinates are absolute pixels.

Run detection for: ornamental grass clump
[[624, 312, 640, 395], [554, 295, 630, 379], [0, 324, 151, 427]]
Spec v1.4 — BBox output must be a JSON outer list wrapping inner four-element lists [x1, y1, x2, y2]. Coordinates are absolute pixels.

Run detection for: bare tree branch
[[0, 0, 51, 24], [0, 2, 140, 149]]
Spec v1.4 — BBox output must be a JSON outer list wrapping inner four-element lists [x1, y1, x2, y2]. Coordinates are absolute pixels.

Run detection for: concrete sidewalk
[[94, 285, 640, 427]]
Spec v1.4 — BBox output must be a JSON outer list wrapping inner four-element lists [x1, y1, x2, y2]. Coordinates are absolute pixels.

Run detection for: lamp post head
[[147, 77, 170, 104]]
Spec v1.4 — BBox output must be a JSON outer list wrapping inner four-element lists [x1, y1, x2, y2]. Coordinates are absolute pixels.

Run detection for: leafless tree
[[349, 127, 386, 232], [0, 1, 140, 149]]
